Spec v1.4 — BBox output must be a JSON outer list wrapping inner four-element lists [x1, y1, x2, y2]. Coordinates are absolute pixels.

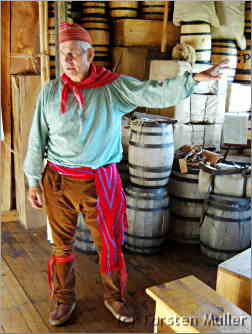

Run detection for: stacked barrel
[[48, 1, 56, 79], [125, 118, 174, 254], [47, 1, 73, 79], [198, 162, 251, 263], [140, 1, 173, 21], [168, 161, 205, 244], [77, 1, 111, 68], [234, 1, 251, 85], [180, 21, 211, 65]]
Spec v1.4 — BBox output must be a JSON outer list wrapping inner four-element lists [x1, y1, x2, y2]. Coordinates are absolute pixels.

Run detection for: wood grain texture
[[1, 210, 18, 222], [113, 20, 179, 48], [216, 249, 251, 313], [112, 47, 149, 80], [1, 1, 12, 211], [2, 221, 219, 333], [146, 275, 251, 333], [1, 259, 49, 333], [11, 75, 46, 229], [11, 1, 39, 55]]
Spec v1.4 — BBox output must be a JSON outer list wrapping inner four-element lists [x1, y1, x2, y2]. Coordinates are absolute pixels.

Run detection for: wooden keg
[[125, 185, 170, 254], [79, 15, 111, 68], [200, 194, 251, 263], [128, 119, 175, 187], [140, 1, 174, 21], [245, 1, 251, 36], [141, 1, 164, 20], [211, 39, 237, 82], [109, 1, 138, 19], [168, 165, 205, 244], [48, 2, 56, 56], [74, 214, 97, 254], [180, 21, 211, 64], [199, 161, 251, 198], [117, 160, 129, 190], [234, 39, 251, 85], [82, 1, 107, 16], [49, 56, 56, 79]]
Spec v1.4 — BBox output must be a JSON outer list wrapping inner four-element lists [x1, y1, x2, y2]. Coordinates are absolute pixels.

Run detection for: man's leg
[[42, 167, 78, 326], [79, 179, 134, 323]]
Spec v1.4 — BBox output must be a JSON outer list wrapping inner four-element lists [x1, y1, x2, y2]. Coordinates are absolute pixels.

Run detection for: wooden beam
[[38, 1, 49, 84], [1, 210, 18, 222], [11, 75, 47, 229], [1, 1, 12, 211]]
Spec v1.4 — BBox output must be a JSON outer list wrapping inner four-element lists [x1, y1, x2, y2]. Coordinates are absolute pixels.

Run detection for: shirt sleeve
[[23, 84, 49, 187], [109, 72, 198, 114]]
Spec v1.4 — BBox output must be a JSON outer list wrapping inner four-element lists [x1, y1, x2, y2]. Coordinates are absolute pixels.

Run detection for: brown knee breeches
[[42, 165, 123, 303]]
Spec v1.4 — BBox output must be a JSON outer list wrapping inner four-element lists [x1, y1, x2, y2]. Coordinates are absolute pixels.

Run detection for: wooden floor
[[1, 221, 217, 333]]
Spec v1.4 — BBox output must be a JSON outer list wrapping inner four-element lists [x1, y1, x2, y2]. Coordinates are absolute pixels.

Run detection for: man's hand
[[192, 59, 230, 82], [28, 186, 43, 209]]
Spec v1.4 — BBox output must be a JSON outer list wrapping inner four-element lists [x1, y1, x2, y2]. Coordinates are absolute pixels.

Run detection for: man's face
[[59, 40, 92, 81]]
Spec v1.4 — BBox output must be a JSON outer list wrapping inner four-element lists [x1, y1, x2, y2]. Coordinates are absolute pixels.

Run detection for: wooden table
[[216, 248, 251, 314], [146, 275, 251, 333]]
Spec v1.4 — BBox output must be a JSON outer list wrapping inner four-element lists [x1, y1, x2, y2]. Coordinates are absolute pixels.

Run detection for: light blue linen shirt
[[24, 73, 198, 187]]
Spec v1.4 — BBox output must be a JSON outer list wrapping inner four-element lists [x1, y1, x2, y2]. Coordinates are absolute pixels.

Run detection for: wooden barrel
[[141, 1, 164, 20], [48, 2, 56, 56], [200, 194, 251, 263], [128, 119, 175, 187], [79, 15, 111, 68], [211, 39, 237, 82], [234, 39, 251, 85], [125, 185, 170, 254], [82, 1, 107, 16], [199, 161, 251, 198], [245, 1, 251, 36], [109, 1, 138, 19], [74, 214, 97, 254], [168, 165, 205, 244], [117, 160, 129, 190], [49, 56, 56, 79], [180, 21, 211, 64], [141, 1, 173, 21], [121, 114, 131, 157]]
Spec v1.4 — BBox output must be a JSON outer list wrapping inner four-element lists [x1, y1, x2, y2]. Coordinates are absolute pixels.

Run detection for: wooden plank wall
[[1, 1, 40, 220], [12, 75, 46, 229], [1, 2, 12, 212], [10, 1, 40, 75]]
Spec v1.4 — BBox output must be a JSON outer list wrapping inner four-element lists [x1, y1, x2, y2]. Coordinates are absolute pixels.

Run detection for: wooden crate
[[146, 275, 251, 333], [113, 19, 179, 48], [216, 248, 251, 314], [112, 47, 149, 80], [11, 75, 47, 229]]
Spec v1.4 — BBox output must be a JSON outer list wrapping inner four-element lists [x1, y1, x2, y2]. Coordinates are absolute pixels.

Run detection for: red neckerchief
[[60, 63, 120, 113]]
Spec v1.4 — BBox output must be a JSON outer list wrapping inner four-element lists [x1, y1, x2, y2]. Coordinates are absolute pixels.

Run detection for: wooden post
[[161, 1, 169, 53], [39, 1, 50, 84], [11, 75, 47, 229], [1, 1, 12, 211]]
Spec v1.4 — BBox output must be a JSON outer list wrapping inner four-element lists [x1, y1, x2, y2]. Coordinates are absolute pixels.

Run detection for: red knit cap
[[59, 21, 92, 44]]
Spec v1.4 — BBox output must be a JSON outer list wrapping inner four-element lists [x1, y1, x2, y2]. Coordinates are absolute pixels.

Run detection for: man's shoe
[[104, 299, 135, 323], [49, 301, 76, 326]]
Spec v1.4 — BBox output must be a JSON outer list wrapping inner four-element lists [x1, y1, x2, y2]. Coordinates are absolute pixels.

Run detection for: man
[[24, 22, 228, 326]]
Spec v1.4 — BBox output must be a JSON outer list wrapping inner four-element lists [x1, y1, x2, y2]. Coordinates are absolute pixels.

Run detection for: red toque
[[59, 21, 92, 44]]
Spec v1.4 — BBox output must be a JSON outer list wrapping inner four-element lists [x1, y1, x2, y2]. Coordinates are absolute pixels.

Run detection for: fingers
[[28, 190, 43, 209]]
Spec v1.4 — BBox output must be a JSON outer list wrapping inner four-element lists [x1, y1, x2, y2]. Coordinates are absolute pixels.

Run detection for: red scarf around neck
[[60, 63, 120, 113]]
